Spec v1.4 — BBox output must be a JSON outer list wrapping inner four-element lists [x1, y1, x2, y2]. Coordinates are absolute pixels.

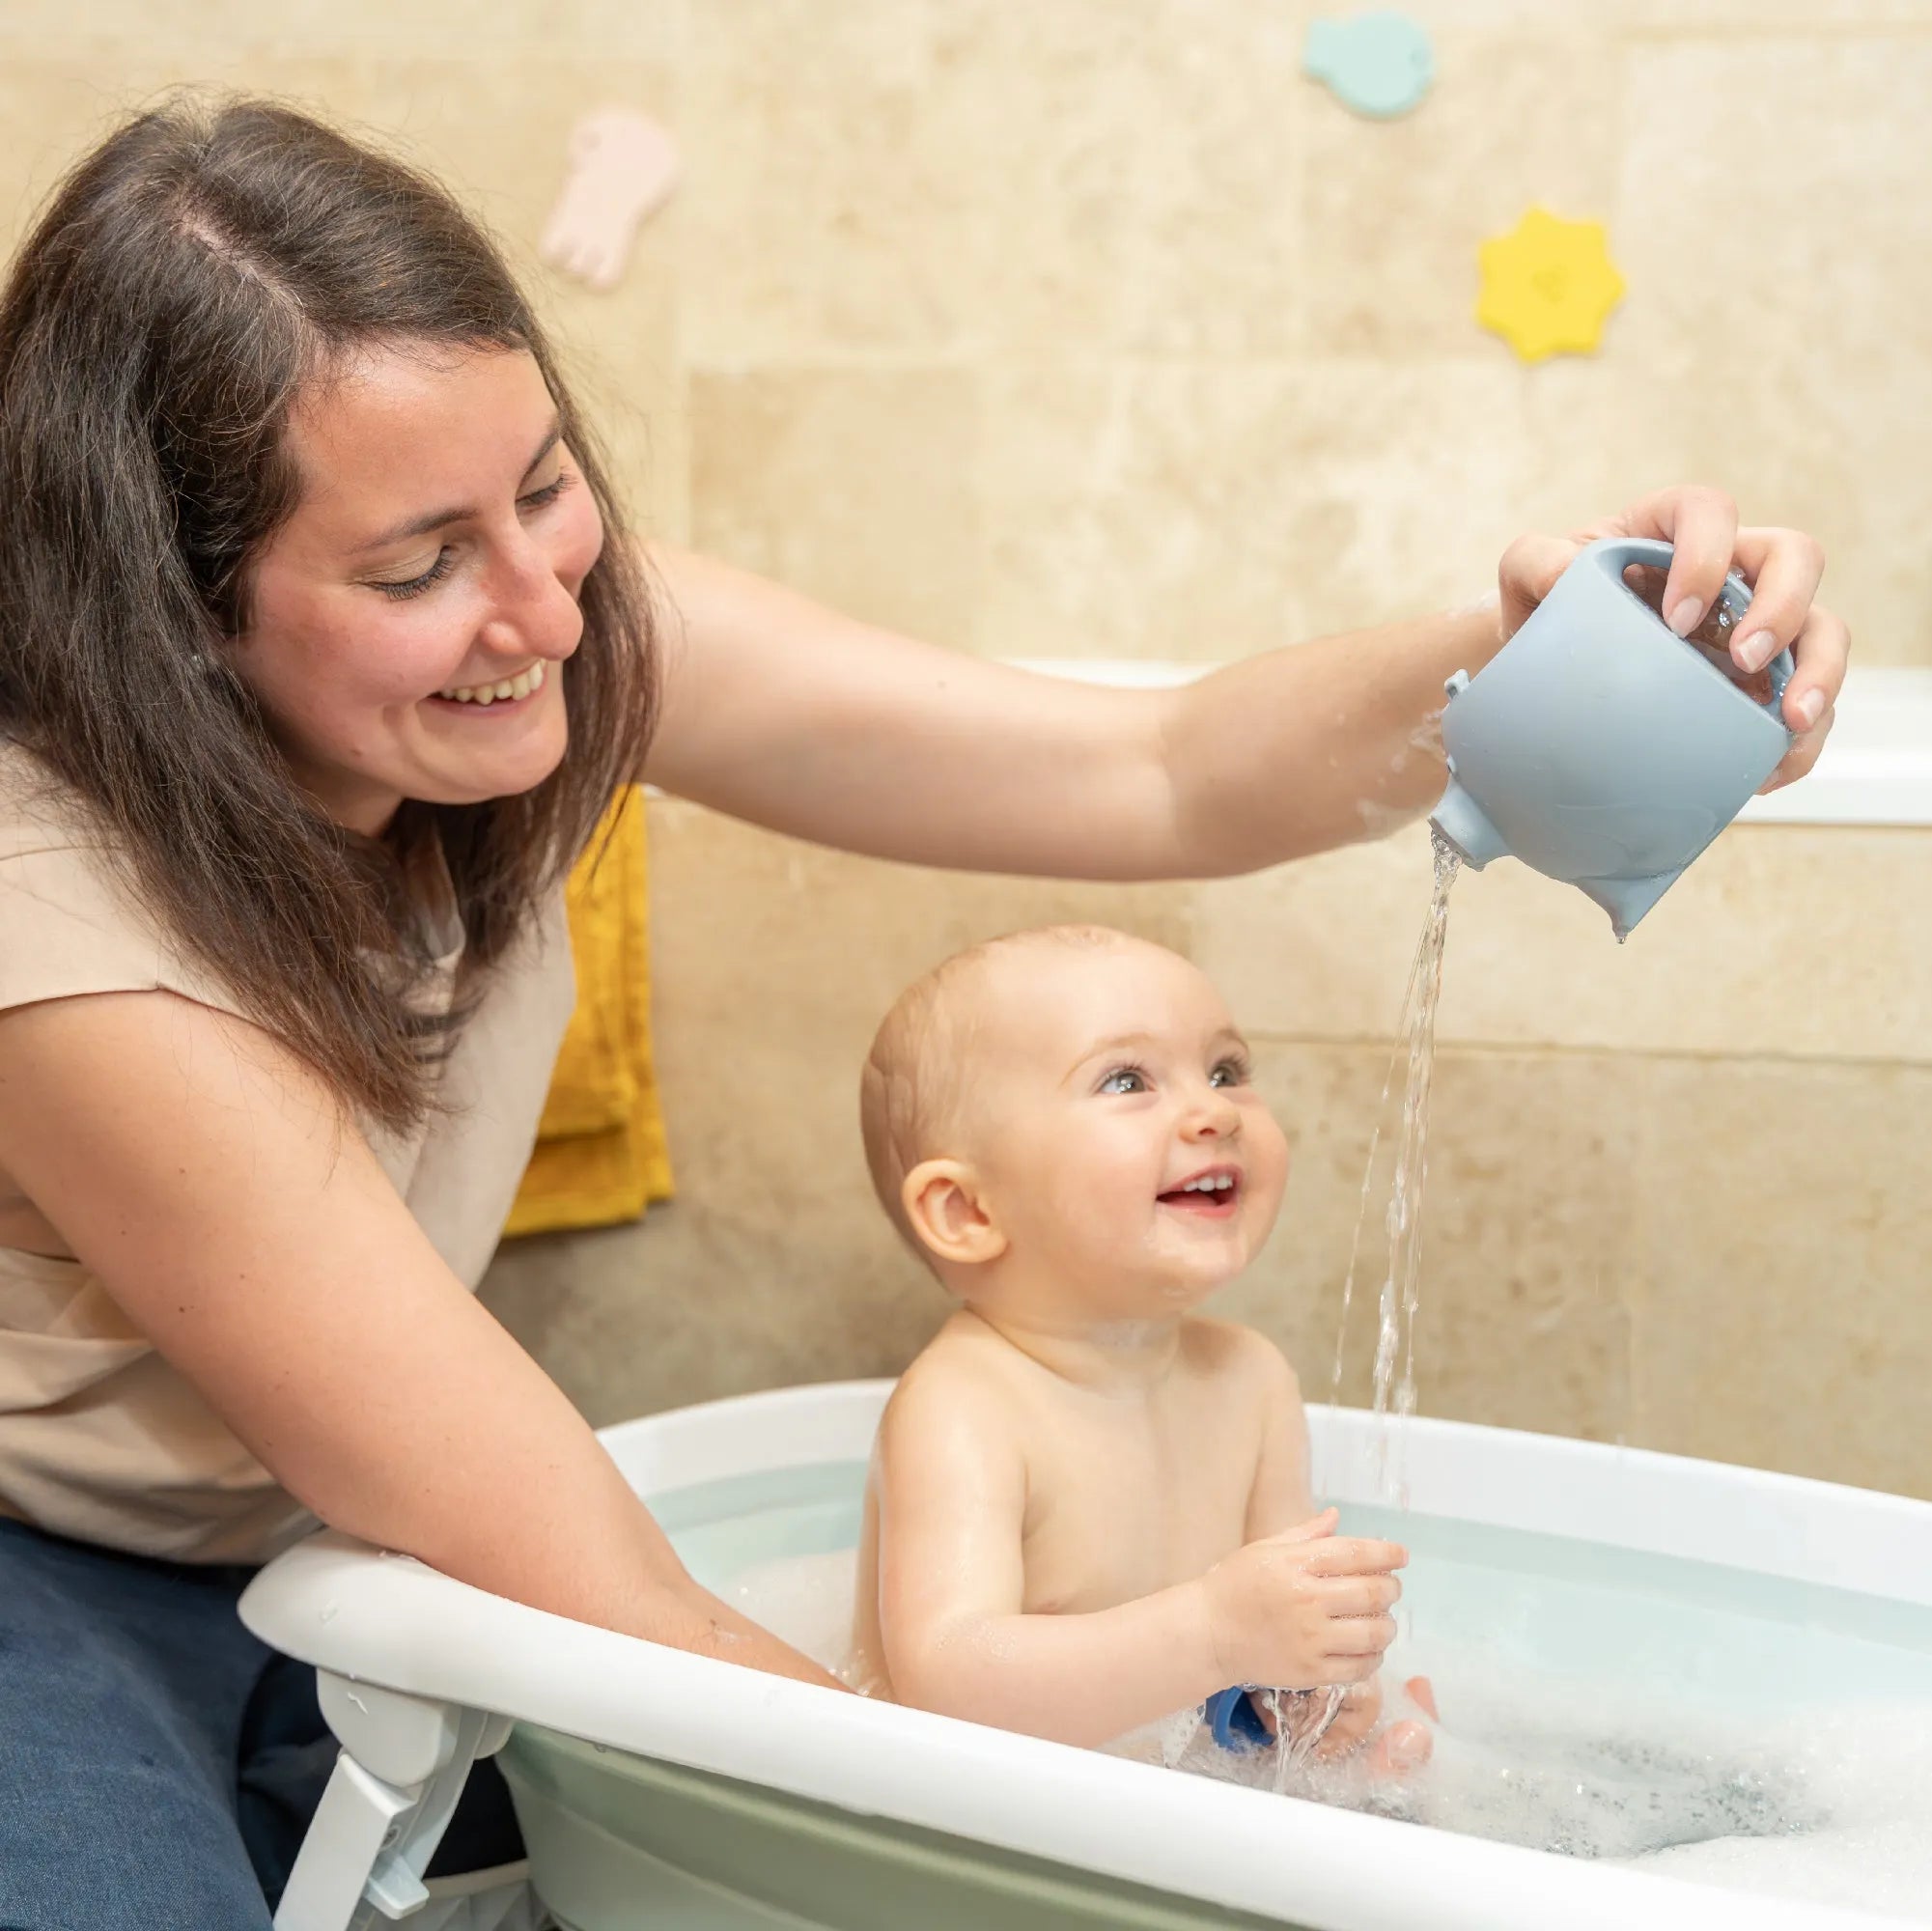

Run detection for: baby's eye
[[1099, 1065, 1150, 1096], [1209, 1057, 1251, 1089]]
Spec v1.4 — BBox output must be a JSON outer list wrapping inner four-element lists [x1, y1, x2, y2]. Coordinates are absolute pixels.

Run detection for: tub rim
[[241, 1382, 1926, 1931]]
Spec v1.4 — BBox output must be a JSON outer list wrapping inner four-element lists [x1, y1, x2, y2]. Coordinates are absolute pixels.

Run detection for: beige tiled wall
[[5, 3, 1927, 1496], [484, 810, 1932, 1501]]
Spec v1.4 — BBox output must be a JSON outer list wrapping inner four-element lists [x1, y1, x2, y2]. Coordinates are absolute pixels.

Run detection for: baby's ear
[[902, 1160, 1007, 1271]]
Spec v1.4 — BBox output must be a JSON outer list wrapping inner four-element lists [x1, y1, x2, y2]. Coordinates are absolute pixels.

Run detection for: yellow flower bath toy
[[1476, 207, 1625, 363]]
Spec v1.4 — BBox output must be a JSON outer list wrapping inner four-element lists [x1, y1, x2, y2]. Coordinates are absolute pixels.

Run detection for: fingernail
[[1734, 630, 1777, 674], [1794, 688, 1824, 730], [1666, 596, 1704, 638]]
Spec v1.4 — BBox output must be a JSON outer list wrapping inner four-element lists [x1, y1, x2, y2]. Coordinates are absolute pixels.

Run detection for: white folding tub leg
[[272, 1672, 538, 1931]]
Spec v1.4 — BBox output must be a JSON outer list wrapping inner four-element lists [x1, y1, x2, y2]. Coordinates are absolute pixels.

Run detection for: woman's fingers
[[1726, 525, 1833, 688], [1613, 500, 1840, 730], [1497, 531, 1582, 639], [1503, 493, 1843, 784], [1762, 699, 1836, 792], [1770, 595, 1851, 747], [1614, 484, 1741, 638]]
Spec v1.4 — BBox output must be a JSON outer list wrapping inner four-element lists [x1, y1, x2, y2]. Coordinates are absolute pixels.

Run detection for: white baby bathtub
[[240, 1380, 1932, 1931]]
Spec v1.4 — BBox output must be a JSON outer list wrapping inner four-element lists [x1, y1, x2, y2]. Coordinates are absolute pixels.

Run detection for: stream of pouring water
[[1270, 828, 1462, 1778], [1328, 826, 1462, 1497], [1164, 829, 1464, 1781], [1369, 827, 1461, 1506]]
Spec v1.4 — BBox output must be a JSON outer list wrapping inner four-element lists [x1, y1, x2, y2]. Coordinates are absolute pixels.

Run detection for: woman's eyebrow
[[351, 418, 563, 553]]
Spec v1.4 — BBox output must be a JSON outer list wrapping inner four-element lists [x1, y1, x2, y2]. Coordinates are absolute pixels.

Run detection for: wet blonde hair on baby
[[858, 924, 1131, 1268]]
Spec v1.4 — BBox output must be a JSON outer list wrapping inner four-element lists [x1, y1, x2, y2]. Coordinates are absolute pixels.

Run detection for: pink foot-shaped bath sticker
[[540, 106, 680, 292], [1475, 207, 1625, 363]]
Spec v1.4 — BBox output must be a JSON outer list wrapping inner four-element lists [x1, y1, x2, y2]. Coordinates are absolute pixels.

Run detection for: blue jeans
[[0, 1515, 520, 1930]]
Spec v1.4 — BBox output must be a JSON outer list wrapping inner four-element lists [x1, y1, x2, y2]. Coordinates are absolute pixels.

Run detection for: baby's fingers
[[1403, 1675, 1440, 1721], [1318, 1573, 1402, 1617], [1319, 1651, 1385, 1684], [1306, 1535, 1408, 1577], [1367, 1719, 1434, 1777], [1324, 1612, 1397, 1658], [1273, 1507, 1339, 1545], [1311, 1682, 1379, 1756]]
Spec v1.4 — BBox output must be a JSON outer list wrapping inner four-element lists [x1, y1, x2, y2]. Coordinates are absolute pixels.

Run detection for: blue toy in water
[[1302, 11, 1435, 120], [1202, 1686, 1272, 1751], [1430, 537, 1796, 939]]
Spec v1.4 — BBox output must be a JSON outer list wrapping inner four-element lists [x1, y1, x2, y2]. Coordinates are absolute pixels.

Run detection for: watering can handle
[[1589, 535, 1678, 579], [1585, 536, 1794, 717]]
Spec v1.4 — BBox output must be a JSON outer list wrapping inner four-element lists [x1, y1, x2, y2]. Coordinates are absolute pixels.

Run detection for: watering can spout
[[1428, 775, 1507, 871]]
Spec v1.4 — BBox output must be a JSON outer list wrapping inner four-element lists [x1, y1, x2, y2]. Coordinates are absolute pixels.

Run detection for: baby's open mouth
[[1157, 1166, 1242, 1215]]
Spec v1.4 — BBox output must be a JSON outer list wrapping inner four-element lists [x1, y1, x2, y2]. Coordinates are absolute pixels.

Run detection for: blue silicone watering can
[[1429, 537, 1795, 938]]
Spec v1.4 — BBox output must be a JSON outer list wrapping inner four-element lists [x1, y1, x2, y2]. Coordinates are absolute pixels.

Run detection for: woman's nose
[[482, 527, 584, 663]]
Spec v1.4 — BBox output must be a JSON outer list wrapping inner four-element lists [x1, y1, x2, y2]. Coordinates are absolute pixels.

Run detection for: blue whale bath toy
[[1429, 537, 1796, 938]]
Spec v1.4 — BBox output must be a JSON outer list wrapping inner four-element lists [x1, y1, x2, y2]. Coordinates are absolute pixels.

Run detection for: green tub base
[[500, 1726, 1300, 1931]]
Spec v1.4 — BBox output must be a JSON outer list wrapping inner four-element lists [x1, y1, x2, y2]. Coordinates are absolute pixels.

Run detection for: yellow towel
[[504, 786, 674, 1237]]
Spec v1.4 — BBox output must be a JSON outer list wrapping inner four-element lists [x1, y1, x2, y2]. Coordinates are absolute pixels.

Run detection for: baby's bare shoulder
[[879, 1316, 1027, 1456]]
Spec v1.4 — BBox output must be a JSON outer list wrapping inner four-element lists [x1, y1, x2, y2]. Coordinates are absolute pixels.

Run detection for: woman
[[0, 98, 1846, 1928]]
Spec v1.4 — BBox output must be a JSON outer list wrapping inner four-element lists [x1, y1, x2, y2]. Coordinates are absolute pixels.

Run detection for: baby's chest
[[1017, 1417, 1259, 1612]]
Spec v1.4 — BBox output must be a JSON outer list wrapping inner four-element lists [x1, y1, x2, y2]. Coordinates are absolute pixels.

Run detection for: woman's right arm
[[0, 988, 840, 1689]]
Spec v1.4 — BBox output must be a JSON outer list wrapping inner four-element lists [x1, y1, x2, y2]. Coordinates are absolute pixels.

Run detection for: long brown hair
[[0, 95, 658, 1132]]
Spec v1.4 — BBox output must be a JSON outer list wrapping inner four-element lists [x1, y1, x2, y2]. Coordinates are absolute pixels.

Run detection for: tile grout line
[[1243, 1033, 1932, 1074]]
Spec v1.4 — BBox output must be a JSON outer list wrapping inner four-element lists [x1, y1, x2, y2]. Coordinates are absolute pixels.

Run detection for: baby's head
[[859, 926, 1288, 1320]]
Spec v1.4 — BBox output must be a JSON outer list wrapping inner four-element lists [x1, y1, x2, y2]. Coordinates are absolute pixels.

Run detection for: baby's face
[[966, 941, 1289, 1311]]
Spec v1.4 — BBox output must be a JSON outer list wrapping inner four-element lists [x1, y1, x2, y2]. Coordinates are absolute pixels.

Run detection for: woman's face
[[236, 343, 604, 834]]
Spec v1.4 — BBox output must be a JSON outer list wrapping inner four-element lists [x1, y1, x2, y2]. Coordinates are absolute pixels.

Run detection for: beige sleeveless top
[[0, 743, 575, 1564]]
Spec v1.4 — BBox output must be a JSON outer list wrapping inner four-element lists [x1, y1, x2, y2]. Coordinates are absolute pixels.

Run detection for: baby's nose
[[1183, 1093, 1242, 1136]]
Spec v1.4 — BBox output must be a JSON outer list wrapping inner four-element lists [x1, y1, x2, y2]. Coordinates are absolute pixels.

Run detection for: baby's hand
[[1200, 1509, 1405, 1691], [1313, 1672, 1435, 1777]]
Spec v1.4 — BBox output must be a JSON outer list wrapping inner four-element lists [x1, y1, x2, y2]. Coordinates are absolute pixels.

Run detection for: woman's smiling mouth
[[430, 660, 547, 709]]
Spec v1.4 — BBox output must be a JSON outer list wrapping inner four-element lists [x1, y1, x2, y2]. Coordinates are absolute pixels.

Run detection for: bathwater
[[671, 1458, 1932, 1923]]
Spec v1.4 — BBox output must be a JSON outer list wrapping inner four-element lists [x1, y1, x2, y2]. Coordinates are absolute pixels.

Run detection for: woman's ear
[[902, 1159, 1008, 1270]]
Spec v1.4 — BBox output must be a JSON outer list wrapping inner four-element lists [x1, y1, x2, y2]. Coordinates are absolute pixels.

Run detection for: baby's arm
[[872, 1356, 1402, 1749], [1242, 1334, 1322, 1540], [871, 1364, 1220, 1747], [1239, 1333, 1433, 1770]]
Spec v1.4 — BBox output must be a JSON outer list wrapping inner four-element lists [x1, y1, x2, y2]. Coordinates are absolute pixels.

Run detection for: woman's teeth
[[437, 660, 546, 706]]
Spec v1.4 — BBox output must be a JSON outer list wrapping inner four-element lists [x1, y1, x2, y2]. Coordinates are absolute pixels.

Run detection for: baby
[[852, 924, 1431, 1773]]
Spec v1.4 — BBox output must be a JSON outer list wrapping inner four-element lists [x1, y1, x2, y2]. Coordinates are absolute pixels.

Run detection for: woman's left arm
[[640, 488, 1848, 880]]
